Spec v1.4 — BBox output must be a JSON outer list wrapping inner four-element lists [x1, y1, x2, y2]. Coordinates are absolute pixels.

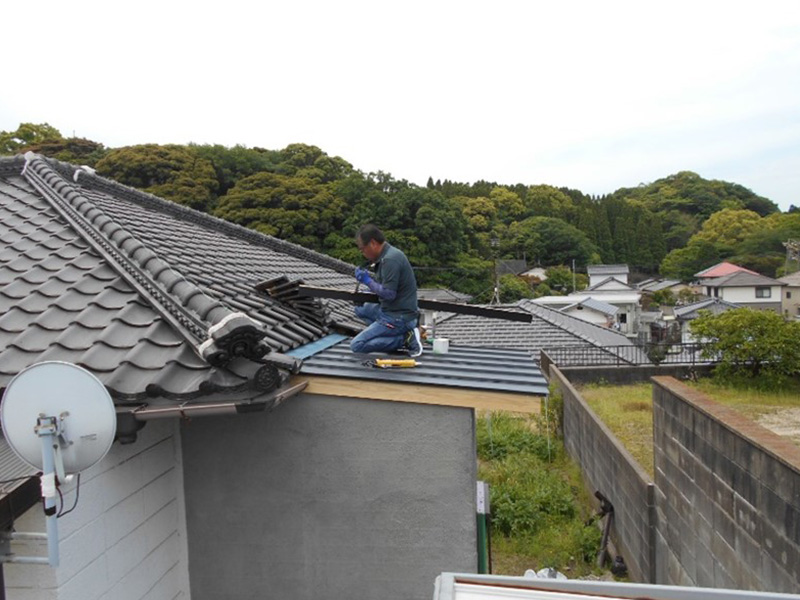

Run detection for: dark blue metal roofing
[[300, 340, 549, 396]]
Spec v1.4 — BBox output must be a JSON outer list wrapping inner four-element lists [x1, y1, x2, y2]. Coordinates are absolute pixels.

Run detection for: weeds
[[477, 410, 603, 576]]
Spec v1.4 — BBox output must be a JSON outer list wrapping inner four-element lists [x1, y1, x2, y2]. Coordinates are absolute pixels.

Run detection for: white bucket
[[433, 338, 450, 354]]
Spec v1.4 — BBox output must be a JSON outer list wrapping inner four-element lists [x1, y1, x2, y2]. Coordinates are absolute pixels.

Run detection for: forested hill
[[2, 122, 798, 301]]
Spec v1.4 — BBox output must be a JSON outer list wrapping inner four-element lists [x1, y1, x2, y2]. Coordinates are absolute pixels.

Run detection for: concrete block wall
[[5, 419, 191, 600], [550, 367, 656, 583], [652, 377, 800, 593], [180, 393, 478, 600]]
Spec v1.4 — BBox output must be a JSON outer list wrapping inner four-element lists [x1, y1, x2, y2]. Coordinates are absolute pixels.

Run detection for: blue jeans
[[350, 303, 417, 354]]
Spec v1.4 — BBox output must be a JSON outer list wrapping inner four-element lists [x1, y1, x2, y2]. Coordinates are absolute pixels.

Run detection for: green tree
[[190, 143, 281, 195], [18, 137, 107, 166], [660, 240, 721, 281], [523, 185, 575, 220], [499, 274, 533, 303], [544, 265, 586, 294], [214, 171, 346, 249], [95, 144, 218, 211], [692, 209, 765, 250], [690, 308, 800, 384], [507, 217, 597, 266], [490, 187, 524, 223], [0, 122, 63, 154]]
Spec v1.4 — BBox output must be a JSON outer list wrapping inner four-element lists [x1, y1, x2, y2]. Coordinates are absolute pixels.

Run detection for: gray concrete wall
[[180, 393, 477, 600], [5, 419, 191, 600], [550, 367, 656, 583], [652, 377, 800, 592]]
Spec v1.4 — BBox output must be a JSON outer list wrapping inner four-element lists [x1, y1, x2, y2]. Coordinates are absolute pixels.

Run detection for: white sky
[[3, 1, 799, 210]]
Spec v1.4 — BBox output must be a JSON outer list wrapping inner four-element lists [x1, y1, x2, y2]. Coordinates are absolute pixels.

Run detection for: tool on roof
[[363, 358, 420, 368]]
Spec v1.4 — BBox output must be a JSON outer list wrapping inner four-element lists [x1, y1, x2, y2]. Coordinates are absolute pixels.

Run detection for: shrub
[[690, 308, 800, 386], [488, 454, 576, 536]]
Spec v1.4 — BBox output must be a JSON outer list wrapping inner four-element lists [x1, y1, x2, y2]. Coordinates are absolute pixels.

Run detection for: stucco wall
[[5, 419, 191, 600], [181, 393, 477, 600]]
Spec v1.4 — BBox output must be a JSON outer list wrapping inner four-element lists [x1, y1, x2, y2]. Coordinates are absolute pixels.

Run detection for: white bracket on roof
[[73, 166, 96, 182], [21, 151, 35, 175]]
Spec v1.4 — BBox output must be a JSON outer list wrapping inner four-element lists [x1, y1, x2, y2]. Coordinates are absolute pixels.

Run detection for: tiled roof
[[587, 264, 629, 275], [300, 340, 549, 396], [561, 297, 619, 316], [778, 271, 800, 286], [674, 298, 741, 319], [585, 277, 635, 291], [694, 261, 758, 278], [0, 154, 360, 406], [639, 279, 682, 292], [703, 271, 784, 288], [418, 288, 473, 303], [433, 299, 645, 364]]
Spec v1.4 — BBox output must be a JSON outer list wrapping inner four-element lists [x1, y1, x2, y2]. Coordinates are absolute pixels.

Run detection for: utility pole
[[572, 259, 576, 293], [784, 239, 800, 273]]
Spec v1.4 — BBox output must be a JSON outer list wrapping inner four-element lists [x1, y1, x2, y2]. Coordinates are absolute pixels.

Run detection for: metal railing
[[543, 342, 717, 367]]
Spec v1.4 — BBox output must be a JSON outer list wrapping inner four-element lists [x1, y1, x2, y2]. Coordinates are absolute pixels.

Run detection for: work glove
[[355, 267, 373, 285]]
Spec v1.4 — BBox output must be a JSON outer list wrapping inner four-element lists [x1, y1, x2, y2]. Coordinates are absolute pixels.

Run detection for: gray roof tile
[[0, 155, 363, 405]]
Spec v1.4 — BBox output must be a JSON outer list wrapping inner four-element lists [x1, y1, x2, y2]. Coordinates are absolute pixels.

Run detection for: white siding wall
[[720, 285, 781, 303], [562, 307, 608, 326], [5, 420, 190, 600]]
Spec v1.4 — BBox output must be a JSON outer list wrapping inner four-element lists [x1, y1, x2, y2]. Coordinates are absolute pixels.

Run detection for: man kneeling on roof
[[350, 224, 423, 357]]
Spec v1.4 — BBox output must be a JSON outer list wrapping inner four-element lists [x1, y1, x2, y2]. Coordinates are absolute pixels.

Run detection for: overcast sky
[[3, 1, 799, 210]]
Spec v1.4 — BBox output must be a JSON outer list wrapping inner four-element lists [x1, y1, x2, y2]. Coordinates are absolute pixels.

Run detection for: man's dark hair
[[356, 224, 385, 246]]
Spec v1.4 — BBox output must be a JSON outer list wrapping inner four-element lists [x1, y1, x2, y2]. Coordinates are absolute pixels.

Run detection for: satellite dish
[[1, 361, 116, 474]]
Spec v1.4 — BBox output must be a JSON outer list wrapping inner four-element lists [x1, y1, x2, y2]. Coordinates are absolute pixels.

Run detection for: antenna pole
[[36, 417, 61, 568]]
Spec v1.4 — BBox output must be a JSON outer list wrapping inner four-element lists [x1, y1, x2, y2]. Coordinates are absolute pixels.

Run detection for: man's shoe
[[406, 327, 423, 357]]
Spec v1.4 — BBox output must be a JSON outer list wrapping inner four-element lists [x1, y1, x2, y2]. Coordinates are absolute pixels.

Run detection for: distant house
[[559, 297, 618, 327], [701, 271, 784, 313], [778, 271, 800, 319], [496, 259, 527, 276], [587, 264, 629, 287], [694, 261, 758, 281], [0, 154, 547, 600], [638, 278, 691, 298], [673, 297, 741, 343], [520, 267, 547, 282]]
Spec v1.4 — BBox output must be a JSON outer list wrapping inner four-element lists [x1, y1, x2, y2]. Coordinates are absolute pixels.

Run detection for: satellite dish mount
[[1, 362, 116, 567]]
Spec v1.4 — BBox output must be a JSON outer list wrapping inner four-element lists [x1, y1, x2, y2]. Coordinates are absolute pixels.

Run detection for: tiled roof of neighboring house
[[694, 261, 758, 279], [433, 299, 647, 364], [674, 298, 741, 320], [0, 154, 359, 407], [300, 340, 549, 397], [639, 279, 682, 292], [703, 271, 784, 288], [561, 297, 619, 316], [417, 288, 473, 303], [778, 271, 800, 286], [584, 277, 636, 292], [587, 264, 629, 276], [496, 259, 527, 275]]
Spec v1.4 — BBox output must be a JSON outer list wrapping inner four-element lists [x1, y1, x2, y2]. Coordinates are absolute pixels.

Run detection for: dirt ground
[[757, 408, 800, 447]]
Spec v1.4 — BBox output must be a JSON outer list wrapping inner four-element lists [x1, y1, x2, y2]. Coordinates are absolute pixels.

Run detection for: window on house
[[755, 287, 771, 298], [788, 291, 792, 299]]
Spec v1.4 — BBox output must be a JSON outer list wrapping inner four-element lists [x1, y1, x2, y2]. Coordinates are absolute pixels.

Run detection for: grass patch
[[687, 378, 800, 421], [578, 378, 800, 480], [477, 411, 604, 577], [578, 383, 655, 479]]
